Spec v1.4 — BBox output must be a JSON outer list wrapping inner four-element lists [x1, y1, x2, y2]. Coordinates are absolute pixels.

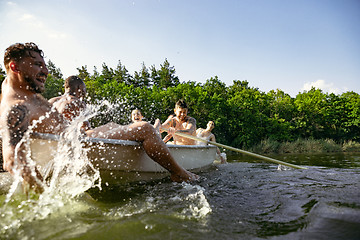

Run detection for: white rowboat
[[29, 133, 217, 183]]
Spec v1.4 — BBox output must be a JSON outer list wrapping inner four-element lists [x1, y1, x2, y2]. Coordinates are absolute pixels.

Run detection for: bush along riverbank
[[249, 138, 360, 154]]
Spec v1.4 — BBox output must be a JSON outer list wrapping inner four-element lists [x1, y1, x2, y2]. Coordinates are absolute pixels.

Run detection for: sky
[[0, 0, 359, 96]]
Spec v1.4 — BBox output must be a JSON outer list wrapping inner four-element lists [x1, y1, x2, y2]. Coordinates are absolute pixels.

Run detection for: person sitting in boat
[[131, 109, 144, 122], [196, 121, 227, 164], [131, 108, 162, 136], [49, 75, 91, 132], [0, 42, 198, 193], [160, 99, 197, 145]]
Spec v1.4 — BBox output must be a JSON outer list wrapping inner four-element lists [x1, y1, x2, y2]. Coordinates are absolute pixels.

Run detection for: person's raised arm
[[2, 104, 44, 193], [160, 115, 174, 133]]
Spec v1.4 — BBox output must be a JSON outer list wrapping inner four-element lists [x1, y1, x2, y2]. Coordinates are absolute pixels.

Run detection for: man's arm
[[209, 133, 216, 142], [2, 104, 44, 192], [163, 134, 173, 143], [160, 115, 174, 133], [48, 96, 61, 104]]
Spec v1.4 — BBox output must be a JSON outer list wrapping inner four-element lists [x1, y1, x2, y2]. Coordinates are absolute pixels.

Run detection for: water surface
[[1, 153, 360, 240]]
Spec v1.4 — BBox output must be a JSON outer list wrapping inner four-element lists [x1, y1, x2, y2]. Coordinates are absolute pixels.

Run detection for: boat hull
[[28, 133, 216, 183]]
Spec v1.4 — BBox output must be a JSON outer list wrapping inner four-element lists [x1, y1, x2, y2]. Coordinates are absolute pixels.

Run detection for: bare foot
[[170, 169, 199, 182], [153, 119, 161, 135]]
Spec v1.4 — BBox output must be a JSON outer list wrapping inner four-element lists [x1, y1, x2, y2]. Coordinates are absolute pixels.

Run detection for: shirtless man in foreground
[[161, 100, 197, 145], [0, 42, 197, 193]]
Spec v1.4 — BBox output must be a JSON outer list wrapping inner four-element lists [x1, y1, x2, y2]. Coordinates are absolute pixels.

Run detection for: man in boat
[[0, 42, 197, 193], [196, 121, 227, 163], [49, 75, 91, 131], [160, 100, 197, 145]]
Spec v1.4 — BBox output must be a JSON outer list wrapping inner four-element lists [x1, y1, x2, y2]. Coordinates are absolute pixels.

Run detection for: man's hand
[[168, 127, 176, 135]]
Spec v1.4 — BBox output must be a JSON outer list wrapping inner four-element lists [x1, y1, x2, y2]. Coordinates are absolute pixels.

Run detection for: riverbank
[[249, 138, 360, 154]]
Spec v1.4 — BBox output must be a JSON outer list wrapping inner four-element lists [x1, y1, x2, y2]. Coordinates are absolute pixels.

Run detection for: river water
[[1, 152, 359, 240]]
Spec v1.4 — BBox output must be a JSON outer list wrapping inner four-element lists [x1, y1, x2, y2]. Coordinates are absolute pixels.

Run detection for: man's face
[[207, 121, 215, 130], [17, 51, 48, 93], [131, 110, 143, 122], [174, 106, 188, 121]]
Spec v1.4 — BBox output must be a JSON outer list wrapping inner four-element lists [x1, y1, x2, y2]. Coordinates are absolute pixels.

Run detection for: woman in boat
[[131, 109, 144, 122], [131, 109, 162, 136], [196, 121, 227, 164]]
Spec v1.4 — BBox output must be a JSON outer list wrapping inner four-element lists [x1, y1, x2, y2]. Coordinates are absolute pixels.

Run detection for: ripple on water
[[1, 153, 360, 239]]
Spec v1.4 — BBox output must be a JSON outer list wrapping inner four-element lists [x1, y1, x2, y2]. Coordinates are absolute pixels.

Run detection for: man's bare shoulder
[[49, 95, 76, 104], [1, 96, 28, 116], [196, 128, 205, 134], [186, 116, 196, 124], [1, 103, 30, 145], [51, 95, 82, 109], [48, 96, 62, 104]]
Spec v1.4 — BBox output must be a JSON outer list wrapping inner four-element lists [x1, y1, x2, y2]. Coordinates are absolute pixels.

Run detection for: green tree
[[341, 91, 360, 141], [200, 77, 230, 143], [101, 63, 115, 82], [203, 76, 227, 96], [43, 60, 64, 99], [226, 80, 269, 148], [266, 89, 295, 141], [320, 93, 347, 140], [114, 60, 132, 84], [77, 65, 91, 80], [151, 59, 179, 89], [133, 62, 151, 88], [47, 59, 63, 79], [294, 88, 327, 138]]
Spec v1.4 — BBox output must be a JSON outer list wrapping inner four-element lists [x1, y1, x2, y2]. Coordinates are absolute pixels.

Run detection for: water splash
[[277, 164, 292, 171], [175, 183, 212, 219], [0, 102, 102, 235], [101, 182, 212, 223]]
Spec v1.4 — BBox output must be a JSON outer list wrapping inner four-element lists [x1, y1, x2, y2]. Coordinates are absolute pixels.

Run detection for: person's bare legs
[[86, 122, 198, 182], [86, 122, 120, 137]]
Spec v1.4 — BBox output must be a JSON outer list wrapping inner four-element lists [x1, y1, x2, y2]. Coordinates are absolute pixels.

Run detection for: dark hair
[[64, 75, 84, 89], [4, 42, 44, 69], [175, 99, 188, 109]]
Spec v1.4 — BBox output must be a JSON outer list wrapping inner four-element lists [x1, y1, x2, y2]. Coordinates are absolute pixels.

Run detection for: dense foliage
[[0, 60, 359, 149]]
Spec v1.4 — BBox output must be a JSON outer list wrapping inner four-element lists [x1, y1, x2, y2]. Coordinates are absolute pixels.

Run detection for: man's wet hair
[[175, 99, 188, 109], [131, 108, 142, 114], [64, 75, 84, 89], [4, 42, 44, 69]]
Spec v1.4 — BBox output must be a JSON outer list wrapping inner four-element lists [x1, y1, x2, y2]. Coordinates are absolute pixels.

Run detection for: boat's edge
[[31, 132, 217, 149]]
